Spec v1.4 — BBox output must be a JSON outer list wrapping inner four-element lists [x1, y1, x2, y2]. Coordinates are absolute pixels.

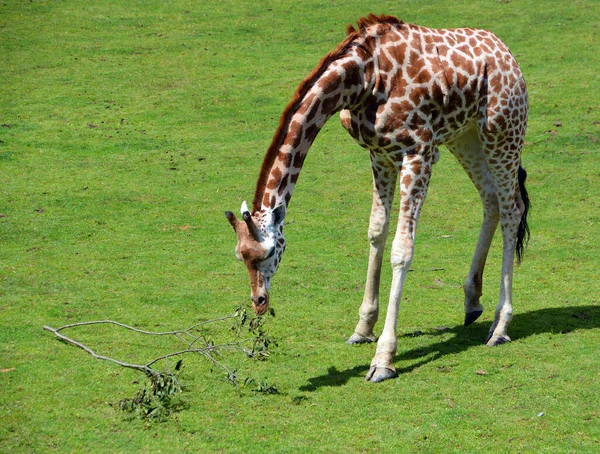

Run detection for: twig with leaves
[[44, 306, 277, 422]]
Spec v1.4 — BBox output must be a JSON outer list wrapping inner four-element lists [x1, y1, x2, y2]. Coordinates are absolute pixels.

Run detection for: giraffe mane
[[251, 34, 357, 211], [252, 14, 404, 212], [346, 13, 403, 35]]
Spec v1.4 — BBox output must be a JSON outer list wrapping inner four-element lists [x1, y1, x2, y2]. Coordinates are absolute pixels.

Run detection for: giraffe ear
[[225, 211, 239, 231], [271, 204, 286, 227]]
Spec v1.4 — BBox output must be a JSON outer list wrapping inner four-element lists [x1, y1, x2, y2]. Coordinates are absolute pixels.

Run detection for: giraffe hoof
[[346, 333, 377, 344], [485, 334, 511, 346], [365, 366, 398, 383], [464, 309, 483, 326]]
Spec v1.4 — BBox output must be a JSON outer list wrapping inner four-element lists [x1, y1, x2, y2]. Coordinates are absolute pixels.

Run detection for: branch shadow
[[298, 305, 600, 392]]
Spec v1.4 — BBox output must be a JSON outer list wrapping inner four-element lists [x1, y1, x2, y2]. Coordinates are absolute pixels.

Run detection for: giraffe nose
[[251, 293, 269, 315]]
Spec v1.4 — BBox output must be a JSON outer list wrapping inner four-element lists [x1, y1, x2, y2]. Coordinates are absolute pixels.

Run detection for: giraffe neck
[[254, 92, 332, 211], [252, 56, 363, 213]]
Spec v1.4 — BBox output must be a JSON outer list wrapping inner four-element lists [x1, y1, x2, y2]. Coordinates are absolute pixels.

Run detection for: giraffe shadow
[[298, 305, 600, 392], [298, 364, 371, 392]]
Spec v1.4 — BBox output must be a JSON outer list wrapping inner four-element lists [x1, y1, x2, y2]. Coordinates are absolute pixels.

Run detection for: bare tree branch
[[43, 306, 270, 383], [43, 324, 155, 376]]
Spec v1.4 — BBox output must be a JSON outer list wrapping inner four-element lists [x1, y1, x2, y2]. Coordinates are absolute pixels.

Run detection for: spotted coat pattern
[[226, 15, 529, 382]]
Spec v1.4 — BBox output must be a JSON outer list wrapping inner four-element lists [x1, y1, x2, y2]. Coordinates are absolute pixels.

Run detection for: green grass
[[2, 0, 599, 452]]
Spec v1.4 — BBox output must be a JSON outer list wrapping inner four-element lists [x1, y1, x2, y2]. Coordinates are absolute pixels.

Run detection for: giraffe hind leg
[[446, 126, 499, 326], [479, 130, 526, 345]]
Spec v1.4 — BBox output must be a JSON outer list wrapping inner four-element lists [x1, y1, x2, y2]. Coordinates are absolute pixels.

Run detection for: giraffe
[[225, 14, 530, 383]]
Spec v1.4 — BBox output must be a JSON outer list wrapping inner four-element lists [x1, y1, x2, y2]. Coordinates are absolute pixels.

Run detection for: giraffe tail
[[515, 165, 530, 264]]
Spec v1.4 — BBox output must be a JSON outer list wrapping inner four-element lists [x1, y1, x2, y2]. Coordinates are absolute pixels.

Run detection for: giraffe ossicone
[[226, 14, 530, 382], [240, 200, 250, 217]]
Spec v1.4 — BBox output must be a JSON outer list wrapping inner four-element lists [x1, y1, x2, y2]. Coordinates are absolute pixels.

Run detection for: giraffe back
[[341, 20, 528, 156]]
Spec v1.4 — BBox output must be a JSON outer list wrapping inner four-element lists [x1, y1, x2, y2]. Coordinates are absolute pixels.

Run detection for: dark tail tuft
[[516, 165, 530, 264]]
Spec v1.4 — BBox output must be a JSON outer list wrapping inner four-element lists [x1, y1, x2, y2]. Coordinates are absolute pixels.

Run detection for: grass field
[[2, 0, 599, 452]]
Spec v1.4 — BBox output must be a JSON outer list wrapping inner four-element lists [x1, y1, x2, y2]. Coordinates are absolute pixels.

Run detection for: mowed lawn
[[1, 0, 599, 452]]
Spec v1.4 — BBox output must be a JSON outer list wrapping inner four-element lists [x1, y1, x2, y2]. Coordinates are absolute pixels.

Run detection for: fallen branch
[[44, 306, 274, 386], [44, 306, 277, 422], [44, 322, 156, 376]]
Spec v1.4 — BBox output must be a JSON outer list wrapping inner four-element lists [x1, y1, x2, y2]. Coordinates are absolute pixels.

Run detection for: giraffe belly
[[341, 96, 479, 157], [340, 108, 394, 150], [434, 101, 480, 145]]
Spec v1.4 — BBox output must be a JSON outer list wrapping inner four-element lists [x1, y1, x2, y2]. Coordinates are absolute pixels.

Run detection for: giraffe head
[[225, 201, 286, 315]]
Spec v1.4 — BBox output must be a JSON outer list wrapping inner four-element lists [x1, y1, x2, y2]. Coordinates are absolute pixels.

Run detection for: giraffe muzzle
[[251, 293, 269, 315]]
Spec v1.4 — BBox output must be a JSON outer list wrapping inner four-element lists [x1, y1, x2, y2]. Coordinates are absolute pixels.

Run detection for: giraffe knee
[[390, 240, 414, 269], [500, 203, 521, 224], [368, 208, 389, 246], [483, 192, 500, 223], [368, 225, 388, 246]]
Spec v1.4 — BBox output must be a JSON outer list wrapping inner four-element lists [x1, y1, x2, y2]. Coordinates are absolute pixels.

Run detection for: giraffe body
[[226, 15, 530, 382]]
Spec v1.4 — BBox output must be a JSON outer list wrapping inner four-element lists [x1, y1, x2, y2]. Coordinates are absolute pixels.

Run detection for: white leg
[[446, 127, 499, 325], [348, 156, 397, 344], [486, 203, 521, 345], [475, 79, 528, 345], [463, 203, 498, 323], [480, 142, 525, 346], [366, 152, 432, 382]]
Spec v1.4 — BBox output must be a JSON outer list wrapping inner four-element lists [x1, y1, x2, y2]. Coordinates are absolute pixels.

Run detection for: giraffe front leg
[[348, 156, 396, 344], [365, 239, 412, 382], [346, 231, 384, 344], [366, 152, 432, 382]]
